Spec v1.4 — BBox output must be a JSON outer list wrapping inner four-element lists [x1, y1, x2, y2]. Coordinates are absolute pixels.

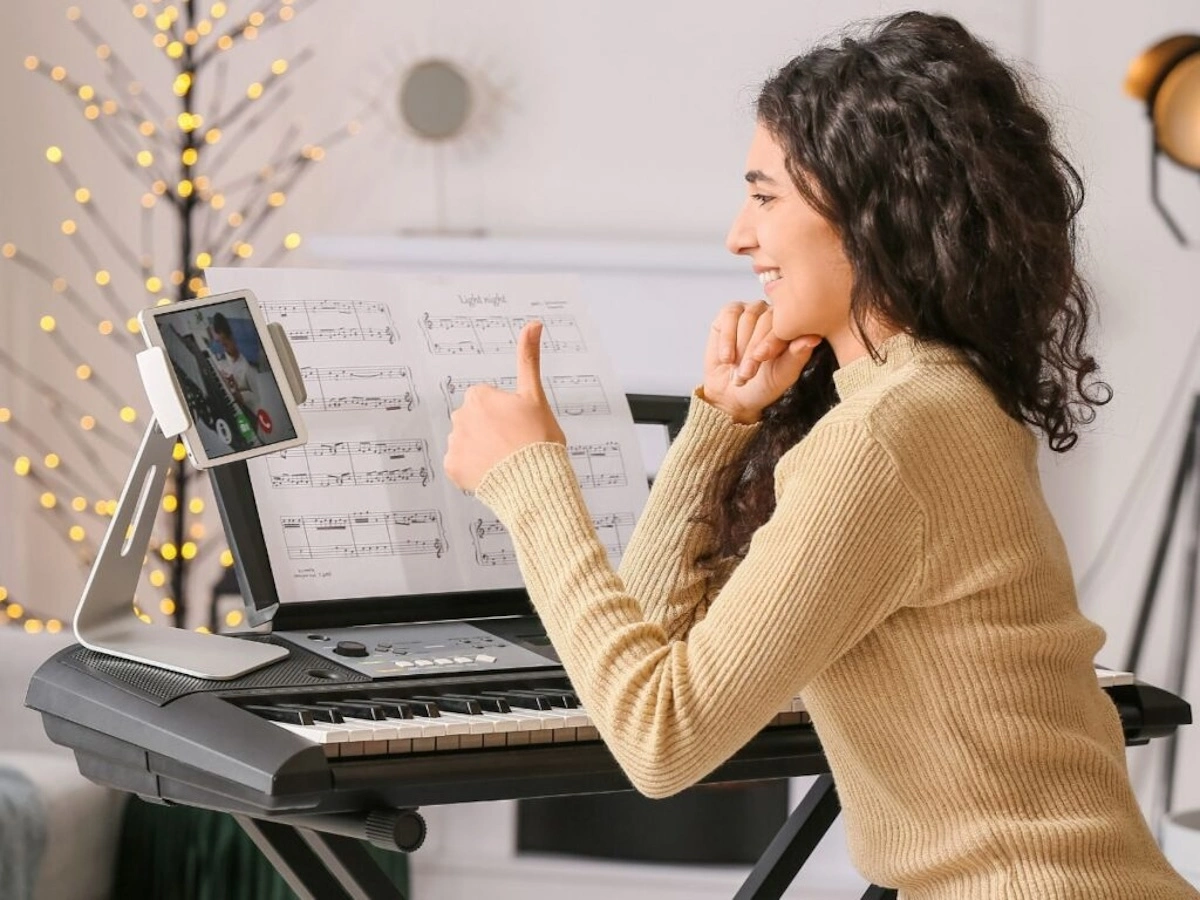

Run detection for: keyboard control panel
[[274, 618, 559, 680]]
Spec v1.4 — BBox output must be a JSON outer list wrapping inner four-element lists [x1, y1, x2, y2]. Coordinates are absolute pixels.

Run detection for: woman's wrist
[[696, 387, 763, 426]]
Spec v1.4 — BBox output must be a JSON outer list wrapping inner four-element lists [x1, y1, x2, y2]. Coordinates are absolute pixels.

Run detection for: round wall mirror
[[398, 59, 473, 142]]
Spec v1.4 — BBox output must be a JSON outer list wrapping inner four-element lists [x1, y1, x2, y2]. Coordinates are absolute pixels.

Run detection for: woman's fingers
[[706, 300, 767, 369], [733, 307, 782, 385], [734, 301, 768, 363], [706, 302, 745, 366]]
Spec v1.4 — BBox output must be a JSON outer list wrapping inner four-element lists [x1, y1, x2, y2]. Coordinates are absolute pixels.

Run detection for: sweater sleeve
[[616, 391, 759, 639], [474, 419, 926, 799]]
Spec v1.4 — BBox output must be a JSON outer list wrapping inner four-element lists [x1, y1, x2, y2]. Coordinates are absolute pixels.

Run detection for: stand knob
[[364, 808, 426, 853], [333, 640, 368, 658]]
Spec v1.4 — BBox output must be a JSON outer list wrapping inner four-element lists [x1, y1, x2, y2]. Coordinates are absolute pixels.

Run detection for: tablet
[[138, 290, 307, 468]]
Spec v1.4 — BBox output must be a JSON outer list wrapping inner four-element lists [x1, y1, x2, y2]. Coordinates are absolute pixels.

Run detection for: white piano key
[[1095, 666, 1136, 687], [434, 710, 496, 735], [494, 709, 554, 732], [338, 716, 401, 742], [272, 721, 344, 744]]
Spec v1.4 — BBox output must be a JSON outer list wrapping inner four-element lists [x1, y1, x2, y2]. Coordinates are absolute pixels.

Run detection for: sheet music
[[203, 268, 650, 604]]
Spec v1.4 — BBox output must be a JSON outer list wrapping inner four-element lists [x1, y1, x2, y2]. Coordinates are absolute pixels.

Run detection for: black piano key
[[481, 690, 553, 710], [443, 693, 511, 714], [412, 695, 483, 715], [275, 702, 345, 724], [246, 704, 314, 726], [512, 688, 580, 708], [314, 700, 388, 721], [370, 697, 441, 718], [357, 699, 414, 719]]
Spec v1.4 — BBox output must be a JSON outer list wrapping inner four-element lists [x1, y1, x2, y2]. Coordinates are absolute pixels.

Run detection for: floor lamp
[[1123, 33, 1200, 818]]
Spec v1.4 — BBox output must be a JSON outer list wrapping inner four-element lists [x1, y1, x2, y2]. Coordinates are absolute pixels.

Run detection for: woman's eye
[[751, 193, 774, 206]]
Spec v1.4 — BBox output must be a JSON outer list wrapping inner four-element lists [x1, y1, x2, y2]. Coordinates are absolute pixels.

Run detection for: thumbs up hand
[[444, 320, 566, 492]]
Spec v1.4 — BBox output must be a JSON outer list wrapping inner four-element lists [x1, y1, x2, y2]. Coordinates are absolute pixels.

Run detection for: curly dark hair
[[699, 10, 1111, 565]]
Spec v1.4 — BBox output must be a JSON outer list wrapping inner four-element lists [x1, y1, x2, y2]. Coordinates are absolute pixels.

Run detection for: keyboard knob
[[333, 640, 369, 658], [365, 808, 426, 853]]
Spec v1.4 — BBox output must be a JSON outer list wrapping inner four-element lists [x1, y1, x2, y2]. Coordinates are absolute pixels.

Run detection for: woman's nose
[[725, 204, 755, 256]]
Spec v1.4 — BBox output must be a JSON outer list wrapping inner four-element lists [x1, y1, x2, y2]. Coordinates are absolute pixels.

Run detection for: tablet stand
[[72, 320, 306, 680]]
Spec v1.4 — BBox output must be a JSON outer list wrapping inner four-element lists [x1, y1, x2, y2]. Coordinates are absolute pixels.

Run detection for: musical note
[[282, 509, 448, 560], [419, 311, 586, 355], [470, 517, 515, 567], [592, 511, 637, 558], [568, 441, 628, 489], [468, 510, 635, 567], [442, 374, 609, 420], [262, 298, 399, 344], [300, 365, 420, 413], [268, 439, 432, 490]]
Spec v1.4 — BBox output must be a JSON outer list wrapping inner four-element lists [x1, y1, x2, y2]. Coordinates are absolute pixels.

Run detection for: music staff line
[[282, 509, 447, 560], [469, 511, 636, 567], [262, 298, 399, 345], [442, 374, 610, 420], [419, 311, 586, 356], [267, 439, 432, 490], [300, 365, 419, 413]]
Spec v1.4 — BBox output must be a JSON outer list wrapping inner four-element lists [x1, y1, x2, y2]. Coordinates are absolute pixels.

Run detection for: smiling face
[[725, 124, 869, 365]]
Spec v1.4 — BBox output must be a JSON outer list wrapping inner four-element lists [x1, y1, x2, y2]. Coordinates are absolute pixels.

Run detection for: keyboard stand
[[233, 777, 898, 900], [733, 773, 897, 900], [236, 815, 410, 900]]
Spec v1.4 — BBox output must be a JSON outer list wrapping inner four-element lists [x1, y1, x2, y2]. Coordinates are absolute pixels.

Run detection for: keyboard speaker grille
[[61, 635, 368, 705]]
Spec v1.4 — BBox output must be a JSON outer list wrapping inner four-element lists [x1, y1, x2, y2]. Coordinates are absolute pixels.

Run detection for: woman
[[443, 11, 1199, 898]]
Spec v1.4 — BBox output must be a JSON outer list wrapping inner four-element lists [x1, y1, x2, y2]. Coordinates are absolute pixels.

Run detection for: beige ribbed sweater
[[475, 333, 1198, 899]]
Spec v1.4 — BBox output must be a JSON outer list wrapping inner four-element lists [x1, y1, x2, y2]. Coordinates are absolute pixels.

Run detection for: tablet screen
[[154, 296, 299, 460]]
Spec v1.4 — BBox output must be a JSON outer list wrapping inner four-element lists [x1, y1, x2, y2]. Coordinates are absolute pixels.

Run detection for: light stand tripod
[[1125, 393, 1200, 819]]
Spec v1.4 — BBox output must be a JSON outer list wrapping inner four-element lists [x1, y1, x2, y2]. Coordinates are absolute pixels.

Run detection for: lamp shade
[[1126, 34, 1200, 170], [1156, 53, 1200, 169]]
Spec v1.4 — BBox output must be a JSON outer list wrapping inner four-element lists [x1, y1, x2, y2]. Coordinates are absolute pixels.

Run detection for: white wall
[[3, 0, 1200, 894], [1032, 0, 1200, 816]]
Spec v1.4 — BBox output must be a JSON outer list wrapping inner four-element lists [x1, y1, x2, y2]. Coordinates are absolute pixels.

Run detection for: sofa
[[1, 628, 127, 900]]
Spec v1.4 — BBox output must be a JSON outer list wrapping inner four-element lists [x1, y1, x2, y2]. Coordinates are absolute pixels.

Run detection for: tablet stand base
[[72, 418, 288, 680]]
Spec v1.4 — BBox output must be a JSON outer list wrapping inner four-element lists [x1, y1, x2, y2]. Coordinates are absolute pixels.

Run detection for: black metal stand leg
[[733, 774, 842, 900], [235, 815, 408, 900], [859, 887, 898, 900]]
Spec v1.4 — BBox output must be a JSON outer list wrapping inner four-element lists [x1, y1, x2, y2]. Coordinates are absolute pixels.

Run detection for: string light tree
[[1, 0, 370, 637]]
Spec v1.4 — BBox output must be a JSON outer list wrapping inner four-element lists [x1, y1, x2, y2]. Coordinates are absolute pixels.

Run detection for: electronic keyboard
[[24, 617, 1192, 820]]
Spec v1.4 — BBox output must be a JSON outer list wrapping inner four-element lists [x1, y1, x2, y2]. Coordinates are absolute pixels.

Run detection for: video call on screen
[[157, 297, 298, 459]]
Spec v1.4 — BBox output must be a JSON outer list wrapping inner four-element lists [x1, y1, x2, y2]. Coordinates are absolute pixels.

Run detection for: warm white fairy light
[[6, 0, 365, 633]]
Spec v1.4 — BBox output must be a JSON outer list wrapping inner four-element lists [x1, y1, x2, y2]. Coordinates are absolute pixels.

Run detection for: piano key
[[371, 698, 441, 718], [354, 700, 414, 719], [411, 695, 483, 716], [517, 688, 580, 708], [442, 693, 512, 714], [274, 702, 345, 724], [485, 708, 550, 732], [1094, 666, 1136, 687], [314, 701, 389, 721], [335, 716, 401, 742], [309, 720, 377, 743], [272, 721, 346, 744], [245, 704, 314, 726], [433, 710, 496, 734], [480, 690, 553, 710]]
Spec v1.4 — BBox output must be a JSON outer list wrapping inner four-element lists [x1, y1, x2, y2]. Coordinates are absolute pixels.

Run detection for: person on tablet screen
[[210, 311, 260, 427], [442, 11, 1199, 899]]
